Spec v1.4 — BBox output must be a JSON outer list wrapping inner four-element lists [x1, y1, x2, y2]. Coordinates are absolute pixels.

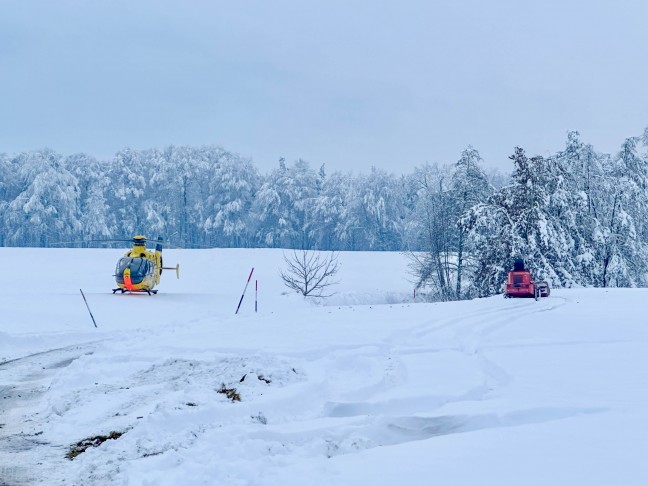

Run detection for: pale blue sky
[[1, 0, 646, 173]]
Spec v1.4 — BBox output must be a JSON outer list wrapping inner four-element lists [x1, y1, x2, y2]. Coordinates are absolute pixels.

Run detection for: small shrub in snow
[[280, 249, 340, 297]]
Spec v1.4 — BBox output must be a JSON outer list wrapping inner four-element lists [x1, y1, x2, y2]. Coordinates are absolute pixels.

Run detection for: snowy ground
[[1, 247, 647, 485]]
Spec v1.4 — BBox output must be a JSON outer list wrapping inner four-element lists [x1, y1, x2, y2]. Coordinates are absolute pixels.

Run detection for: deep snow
[[1, 247, 647, 485]]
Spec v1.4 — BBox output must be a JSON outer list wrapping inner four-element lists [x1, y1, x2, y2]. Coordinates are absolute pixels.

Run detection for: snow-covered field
[[1, 247, 647, 486]]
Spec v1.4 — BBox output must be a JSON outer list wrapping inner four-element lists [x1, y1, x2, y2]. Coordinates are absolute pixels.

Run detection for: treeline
[[1, 128, 647, 297], [414, 130, 648, 300], [0, 145, 500, 251]]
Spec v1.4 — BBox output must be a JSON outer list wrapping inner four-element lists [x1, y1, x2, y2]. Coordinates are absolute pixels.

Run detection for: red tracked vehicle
[[504, 259, 550, 300]]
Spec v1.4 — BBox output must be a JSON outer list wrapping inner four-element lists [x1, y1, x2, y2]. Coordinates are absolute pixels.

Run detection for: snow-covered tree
[[309, 170, 349, 250], [203, 149, 259, 247], [596, 137, 648, 287], [251, 159, 319, 249], [461, 147, 585, 296], [149, 145, 213, 246], [405, 151, 491, 302], [3, 150, 81, 247], [340, 167, 405, 251], [0, 153, 20, 246], [449, 147, 492, 298], [64, 153, 115, 242], [554, 131, 606, 285], [107, 148, 149, 238], [405, 163, 456, 300]]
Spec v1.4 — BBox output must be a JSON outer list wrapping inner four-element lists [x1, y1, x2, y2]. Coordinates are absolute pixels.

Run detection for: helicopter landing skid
[[112, 288, 158, 295]]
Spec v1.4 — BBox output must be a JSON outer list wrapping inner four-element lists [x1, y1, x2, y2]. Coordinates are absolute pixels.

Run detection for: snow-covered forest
[[1, 129, 648, 296]]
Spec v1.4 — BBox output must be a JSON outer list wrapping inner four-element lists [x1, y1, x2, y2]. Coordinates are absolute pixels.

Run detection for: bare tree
[[280, 250, 340, 297]]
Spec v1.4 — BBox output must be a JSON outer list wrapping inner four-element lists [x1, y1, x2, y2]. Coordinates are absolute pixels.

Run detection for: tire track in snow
[[459, 296, 569, 393], [0, 344, 96, 485], [421, 296, 562, 344], [296, 298, 565, 425], [377, 297, 566, 402], [246, 405, 603, 461]]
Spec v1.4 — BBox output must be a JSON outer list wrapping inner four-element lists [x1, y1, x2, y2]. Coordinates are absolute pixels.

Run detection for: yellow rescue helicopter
[[112, 235, 179, 294]]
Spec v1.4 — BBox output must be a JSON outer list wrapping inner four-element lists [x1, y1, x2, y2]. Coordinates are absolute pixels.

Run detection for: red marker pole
[[255, 280, 258, 313], [235, 267, 255, 314]]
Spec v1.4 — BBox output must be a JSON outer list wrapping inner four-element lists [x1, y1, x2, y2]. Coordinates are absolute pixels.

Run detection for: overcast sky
[[1, 0, 646, 174]]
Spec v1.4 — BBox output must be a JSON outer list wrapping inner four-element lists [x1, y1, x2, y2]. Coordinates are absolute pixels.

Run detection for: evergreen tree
[[555, 131, 604, 285], [462, 147, 585, 295], [597, 137, 648, 287], [449, 147, 492, 298]]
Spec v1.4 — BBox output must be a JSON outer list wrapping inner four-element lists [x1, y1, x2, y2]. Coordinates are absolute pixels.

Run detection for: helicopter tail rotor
[[162, 264, 180, 279]]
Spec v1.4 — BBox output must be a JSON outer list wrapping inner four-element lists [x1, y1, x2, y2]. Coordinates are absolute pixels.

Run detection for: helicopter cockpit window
[[115, 257, 154, 284]]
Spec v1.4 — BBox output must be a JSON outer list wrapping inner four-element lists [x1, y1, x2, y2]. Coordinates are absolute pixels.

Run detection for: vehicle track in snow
[[327, 297, 568, 426], [410, 295, 562, 344], [245, 295, 589, 463], [0, 344, 96, 486], [0, 295, 571, 484]]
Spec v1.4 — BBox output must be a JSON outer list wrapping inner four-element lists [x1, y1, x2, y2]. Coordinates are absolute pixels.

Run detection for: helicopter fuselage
[[113, 237, 163, 294]]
